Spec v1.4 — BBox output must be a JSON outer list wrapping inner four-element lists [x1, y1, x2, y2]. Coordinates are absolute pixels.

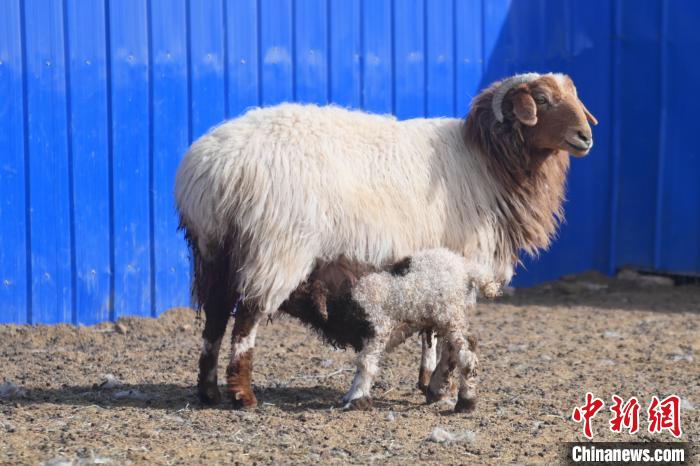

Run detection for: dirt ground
[[1, 272, 698, 465]]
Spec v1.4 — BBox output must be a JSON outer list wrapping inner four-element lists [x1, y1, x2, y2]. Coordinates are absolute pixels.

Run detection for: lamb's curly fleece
[[341, 248, 499, 410]]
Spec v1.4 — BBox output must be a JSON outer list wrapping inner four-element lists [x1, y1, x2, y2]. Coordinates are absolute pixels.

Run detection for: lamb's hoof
[[197, 382, 222, 405], [230, 390, 258, 410], [454, 397, 476, 413], [425, 387, 449, 404], [417, 368, 432, 395], [343, 396, 373, 411]]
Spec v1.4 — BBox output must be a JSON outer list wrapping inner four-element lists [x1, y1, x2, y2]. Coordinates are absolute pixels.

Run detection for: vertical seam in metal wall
[[62, 0, 78, 324], [653, 0, 669, 269], [607, 0, 622, 276], [326, 0, 331, 103], [291, 0, 297, 102], [222, 0, 230, 118], [389, 0, 396, 115], [451, 0, 457, 117], [19, 0, 32, 324], [566, 0, 573, 66], [390, 0, 395, 115], [146, 0, 156, 317], [421, 0, 427, 117], [256, 0, 262, 105], [104, 0, 115, 321], [185, 0, 193, 143], [359, 0, 364, 109], [479, 0, 485, 82]]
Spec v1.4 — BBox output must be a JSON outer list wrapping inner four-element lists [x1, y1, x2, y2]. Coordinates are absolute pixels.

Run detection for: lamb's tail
[[464, 262, 502, 299]]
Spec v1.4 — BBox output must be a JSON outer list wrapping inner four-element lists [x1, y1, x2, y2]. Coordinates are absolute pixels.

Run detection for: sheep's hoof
[[343, 396, 373, 411], [230, 390, 258, 410], [197, 382, 222, 405], [454, 397, 476, 413]]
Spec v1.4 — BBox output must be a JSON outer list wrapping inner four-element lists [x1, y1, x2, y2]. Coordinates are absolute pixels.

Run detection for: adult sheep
[[175, 72, 597, 409]]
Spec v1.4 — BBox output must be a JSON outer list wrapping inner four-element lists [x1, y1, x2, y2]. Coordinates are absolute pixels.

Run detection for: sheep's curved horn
[[492, 72, 541, 123]]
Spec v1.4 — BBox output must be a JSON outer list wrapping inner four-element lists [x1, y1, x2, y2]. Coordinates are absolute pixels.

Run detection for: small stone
[[428, 426, 476, 443], [669, 351, 694, 362], [507, 343, 528, 352], [386, 411, 396, 422], [113, 389, 149, 401], [681, 399, 695, 411], [43, 458, 73, 466], [114, 323, 128, 334], [0, 381, 26, 399], [95, 374, 120, 390]]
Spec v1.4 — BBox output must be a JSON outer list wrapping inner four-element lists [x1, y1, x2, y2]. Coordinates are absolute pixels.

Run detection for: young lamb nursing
[[280, 248, 500, 412], [175, 72, 598, 409]]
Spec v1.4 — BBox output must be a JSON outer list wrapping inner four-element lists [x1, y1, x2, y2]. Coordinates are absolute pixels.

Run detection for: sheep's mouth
[[566, 140, 591, 155]]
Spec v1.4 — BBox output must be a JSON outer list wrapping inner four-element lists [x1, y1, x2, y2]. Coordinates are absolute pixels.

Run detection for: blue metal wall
[[1, 0, 698, 324]]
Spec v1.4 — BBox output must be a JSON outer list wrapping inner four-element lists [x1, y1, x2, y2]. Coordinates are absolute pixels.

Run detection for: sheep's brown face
[[506, 75, 598, 157]]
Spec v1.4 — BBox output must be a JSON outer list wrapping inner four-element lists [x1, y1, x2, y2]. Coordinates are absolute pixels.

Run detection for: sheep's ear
[[512, 91, 538, 126], [582, 103, 598, 126]]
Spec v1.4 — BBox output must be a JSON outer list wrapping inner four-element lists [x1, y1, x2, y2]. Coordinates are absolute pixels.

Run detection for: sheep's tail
[[179, 218, 236, 316]]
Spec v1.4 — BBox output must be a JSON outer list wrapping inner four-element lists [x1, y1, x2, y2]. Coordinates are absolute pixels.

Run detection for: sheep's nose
[[577, 130, 591, 144]]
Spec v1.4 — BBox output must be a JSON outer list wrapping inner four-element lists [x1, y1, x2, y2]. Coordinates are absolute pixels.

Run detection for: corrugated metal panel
[[0, 0, 698, 323]]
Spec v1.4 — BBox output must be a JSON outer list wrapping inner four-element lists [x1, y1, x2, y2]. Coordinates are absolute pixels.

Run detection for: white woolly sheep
[[280, 248, 500, 412], [175, 72, 598, 409]]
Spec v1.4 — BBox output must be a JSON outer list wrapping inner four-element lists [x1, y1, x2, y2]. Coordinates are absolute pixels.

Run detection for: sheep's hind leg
[[196, 258, 236, 405], [225, 301, 262, 410], [198, 304, 232, 405], [418, 331, 438, 395]]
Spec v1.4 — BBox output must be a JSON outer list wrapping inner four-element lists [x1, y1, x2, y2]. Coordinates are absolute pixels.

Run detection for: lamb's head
[[491, 73, 598, 156]]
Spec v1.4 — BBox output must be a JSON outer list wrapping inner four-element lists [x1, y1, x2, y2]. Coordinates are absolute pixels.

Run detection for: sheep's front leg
[[341, 329, 390, 410], [418, 331, 438, 395], [225, 301, 261, 410]]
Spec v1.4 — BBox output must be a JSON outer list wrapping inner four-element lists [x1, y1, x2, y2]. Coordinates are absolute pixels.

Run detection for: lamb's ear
[[511, 91, 538, 126]]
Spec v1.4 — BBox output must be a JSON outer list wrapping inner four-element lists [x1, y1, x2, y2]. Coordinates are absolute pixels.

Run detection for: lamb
[[175, 72, 598, 409], [280, 248, 500, 412]]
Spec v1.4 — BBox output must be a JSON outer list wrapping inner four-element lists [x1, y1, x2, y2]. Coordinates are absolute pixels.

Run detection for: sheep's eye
[[535, 95, 548, 105]]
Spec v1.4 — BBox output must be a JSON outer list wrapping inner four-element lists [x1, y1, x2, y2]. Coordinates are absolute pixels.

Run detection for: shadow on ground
[[10, 383, 418, 413]]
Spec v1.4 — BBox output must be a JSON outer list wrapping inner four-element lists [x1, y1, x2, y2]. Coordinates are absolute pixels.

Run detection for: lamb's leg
[[225, 301, 262, 410], [418, 331, 438, 394], [447, 332, 479, 413], [341, 328, 390, 411], [425, 339, 456, 404]]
